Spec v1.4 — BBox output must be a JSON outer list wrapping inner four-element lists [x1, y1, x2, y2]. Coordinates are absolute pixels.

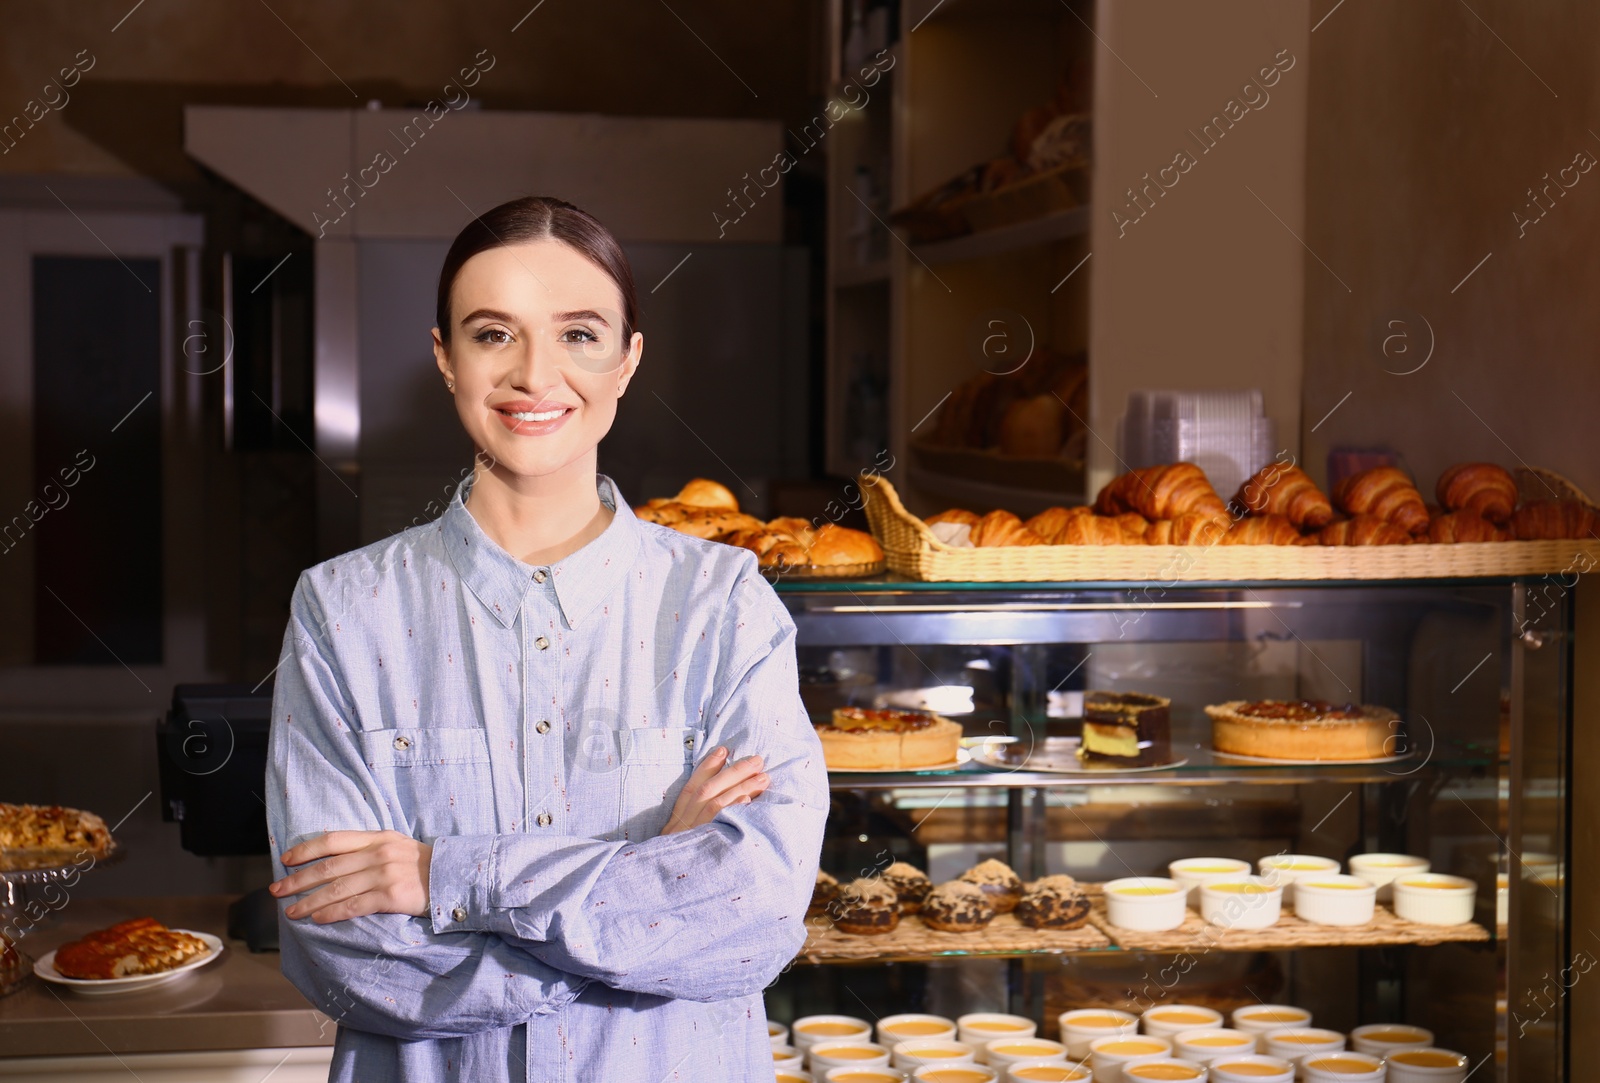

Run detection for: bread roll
[[673, 478, 739, 511], [808, 524, 885, 565], [970, 510, 1046, 546], [998, 393, 1066, 456]]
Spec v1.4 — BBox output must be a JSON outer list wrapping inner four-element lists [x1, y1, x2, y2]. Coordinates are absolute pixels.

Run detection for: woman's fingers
[[692, 754, 765, 804], [285, 866, 380, 920]]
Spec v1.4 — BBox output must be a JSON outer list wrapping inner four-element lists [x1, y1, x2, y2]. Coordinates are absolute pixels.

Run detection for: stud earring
[[446, 380, 455, 392]]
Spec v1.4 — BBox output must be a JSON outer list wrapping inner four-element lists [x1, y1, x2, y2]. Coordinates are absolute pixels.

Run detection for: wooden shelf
[[910, 206, 1090, 265]]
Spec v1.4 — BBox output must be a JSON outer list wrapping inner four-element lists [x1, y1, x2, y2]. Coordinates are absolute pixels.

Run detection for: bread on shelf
[[1511, 499, 1598, 540], [970, 510, 1047, 547], [1333, 467, 1429, 535], [1427, 512, 1511, 544], [1234, 464, 1333, 531], [1435, 463, 1518, 524], [1096, 463, 1229, 521], [1302, 515, 1415, 547]]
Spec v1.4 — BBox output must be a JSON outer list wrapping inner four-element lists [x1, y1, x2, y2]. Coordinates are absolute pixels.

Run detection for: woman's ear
[[432, 327, 454, 389], [615, 332, 644, 397]]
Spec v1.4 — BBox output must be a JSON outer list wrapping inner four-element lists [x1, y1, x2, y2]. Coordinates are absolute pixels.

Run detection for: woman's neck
[[463, 454, 615, 567]]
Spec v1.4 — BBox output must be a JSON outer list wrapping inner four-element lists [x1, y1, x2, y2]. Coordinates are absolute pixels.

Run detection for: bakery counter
[[0, 894, 331, 1058]]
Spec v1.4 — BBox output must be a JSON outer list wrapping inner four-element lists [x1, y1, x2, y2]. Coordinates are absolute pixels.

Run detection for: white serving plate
[[33, 930, 224, 994]]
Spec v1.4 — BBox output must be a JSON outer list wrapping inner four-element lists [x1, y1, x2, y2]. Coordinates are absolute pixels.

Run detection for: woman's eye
[[559, 327, 598, 344], [473, 328, 512, 345]]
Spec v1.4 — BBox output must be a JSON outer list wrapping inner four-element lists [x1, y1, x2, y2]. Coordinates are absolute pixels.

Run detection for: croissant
[[1221, 514, 1302, 545], [765, 516, 818, 548], [1114, 512, 1150, 538], [926, 508, 981, 528], [1096, 463, 1228, 520], [1234, 464, 1333, 531], [1056, 515, 1133, 545], [1435, 463, 1517, 524], [970, 510, 1046, 546], [1306, 515, 1413, 546], [1145, 511, 1229, 546], [1512, 500, 1598, 540], [1024, 506, 1091, 540], [672, 509, 765, 539], [721, 528, 811, 567], [1428, 512, 1511, 544], [1333, 466, 1429, 534]]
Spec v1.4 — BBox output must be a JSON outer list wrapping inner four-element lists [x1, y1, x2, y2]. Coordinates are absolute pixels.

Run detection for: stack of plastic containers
[[1115, 390, 1277, 503]]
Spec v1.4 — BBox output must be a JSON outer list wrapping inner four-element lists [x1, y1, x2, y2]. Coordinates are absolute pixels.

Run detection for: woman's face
[[433, 239, 641, 482]]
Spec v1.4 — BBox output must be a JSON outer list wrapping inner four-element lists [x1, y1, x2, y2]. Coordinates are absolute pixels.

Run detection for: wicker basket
[[859, 473, 1600, 582]]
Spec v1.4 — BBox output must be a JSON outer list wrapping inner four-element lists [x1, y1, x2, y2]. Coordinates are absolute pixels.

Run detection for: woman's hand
[[661, 746, 770, 835], [269, 830, 432, 923]]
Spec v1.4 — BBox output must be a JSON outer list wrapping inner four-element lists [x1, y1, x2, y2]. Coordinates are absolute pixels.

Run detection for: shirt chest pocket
[[356, 727, 496, 839], [616, 725, 706, 840]]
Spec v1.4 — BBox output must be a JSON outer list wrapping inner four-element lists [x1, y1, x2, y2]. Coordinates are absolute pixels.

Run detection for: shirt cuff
[[428, 834, 497, 934]]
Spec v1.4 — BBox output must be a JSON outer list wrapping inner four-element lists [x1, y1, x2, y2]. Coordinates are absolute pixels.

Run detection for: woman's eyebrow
[[552, 309, 611, 326], [459, 308, 520, 326]]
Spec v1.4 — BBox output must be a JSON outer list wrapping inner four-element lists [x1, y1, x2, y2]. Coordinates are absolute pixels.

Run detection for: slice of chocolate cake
[[1079, 690, 1172, 766]]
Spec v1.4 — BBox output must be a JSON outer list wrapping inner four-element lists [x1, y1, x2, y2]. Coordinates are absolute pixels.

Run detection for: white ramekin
[[1142, 1005, 1225, 1039], [879, 1015, 959, 1046], [1122, 1056, 1211, 1081], [1230, 1006, 1312, 1052], [826, 1066, 909, 1083], [808, 1040, 893, 1072], [1059, 1008, 1139, 1059], [1089, 1034, 1173, 1081], [1383, 1047, 1470, 1083], [1207, 1055, 1295, 1083], [793, 1016, 874, 1052], [1348, 853, 1430, 902], [1171, 1029, 1258, 1065], [1104, 877, 1188, 931], [983, 1037, 1067, 1073], [1199, 878, 1283, 930], [892, 1039, 978, 1071], [771, 1020, 791, 1047], [1391, 874, 1476, 925], [1349, 1023, 1432, 1057], [1169, 858, 1254, 906], [1291, 875, 1377, 926], [957, 1014, 1037, 1063], [1256, 855, 1340, 906], [773, 1044, 804, 1070], [1005, 1061, 1091, 1082], [1262, 1028, 1345, 1071], [912, 1065, 999, 1083], [1303, 1051, 1385, 1081], [776, 1070, 815, 1083]]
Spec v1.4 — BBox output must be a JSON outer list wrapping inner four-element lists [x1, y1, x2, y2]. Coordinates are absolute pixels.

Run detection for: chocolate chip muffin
[[958, 858, 1024, 914], [1016, 874, 1092, 930], [830, 877, 901, 935], [919, 881, 997, 932], [809, 870, 840, 918], [881, 861, 933, 913]]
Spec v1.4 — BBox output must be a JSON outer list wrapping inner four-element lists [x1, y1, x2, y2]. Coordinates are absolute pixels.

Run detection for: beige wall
[[1088, 0, 1311, 496], [1301, 1, 1600, 498]]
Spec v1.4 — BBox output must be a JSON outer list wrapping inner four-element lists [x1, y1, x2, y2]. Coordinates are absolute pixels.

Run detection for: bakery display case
[[766, 575, 1580, 1082]]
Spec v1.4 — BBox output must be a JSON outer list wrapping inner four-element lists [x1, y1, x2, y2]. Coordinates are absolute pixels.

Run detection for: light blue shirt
[[266, 472, 828, 1081]]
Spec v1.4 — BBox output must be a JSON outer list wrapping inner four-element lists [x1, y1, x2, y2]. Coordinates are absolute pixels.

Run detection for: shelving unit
[[768, 575, 1573, 1079]]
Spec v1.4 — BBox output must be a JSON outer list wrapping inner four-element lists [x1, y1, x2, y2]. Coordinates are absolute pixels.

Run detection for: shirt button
[[535, 636, 550, 650], [536, 812, 552, 827], [452, 906, 467, 922], [684, 734, 696, 751], [392, 735, 411, 751], [535, 719, 551, 735], [532, 569, 547, 583]]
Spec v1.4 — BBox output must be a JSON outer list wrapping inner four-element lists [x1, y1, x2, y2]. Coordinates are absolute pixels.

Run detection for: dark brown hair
[[435, 196, 639, 345]]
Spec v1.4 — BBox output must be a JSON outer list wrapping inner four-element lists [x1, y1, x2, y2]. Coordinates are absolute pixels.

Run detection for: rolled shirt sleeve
[[426, 569, 828, 1001], [267, 580, 584, 1041]]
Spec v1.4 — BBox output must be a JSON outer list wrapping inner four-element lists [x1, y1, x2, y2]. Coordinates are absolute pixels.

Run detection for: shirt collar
[[440, 471, 642, 631]]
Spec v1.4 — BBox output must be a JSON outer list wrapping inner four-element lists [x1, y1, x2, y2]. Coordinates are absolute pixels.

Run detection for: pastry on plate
[[919, 881, 997, 932], [881, 861, 933, 914], [1017, 874, 1093, 930], [830, 877, 901, 935], [1206, 700, 1402, 761], [809, 870, 840, 918], [1079, 691, 1172, 766], [815, 707, 963, 771], [51, 917, 209, 980], [958, 858, 1024, 914]]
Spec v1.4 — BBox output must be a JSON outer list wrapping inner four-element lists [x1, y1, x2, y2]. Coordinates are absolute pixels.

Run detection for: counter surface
[[0, 895, 332, 1057]]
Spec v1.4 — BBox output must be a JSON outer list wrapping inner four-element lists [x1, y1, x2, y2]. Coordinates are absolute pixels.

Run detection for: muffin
[[1016, 874, 1092, 930], [809, 870, 840, 918], [881, 861, 934, 913], [919, 881, 997, 932], [958, 858, 1024, 914], [830, 877, 901, 935]]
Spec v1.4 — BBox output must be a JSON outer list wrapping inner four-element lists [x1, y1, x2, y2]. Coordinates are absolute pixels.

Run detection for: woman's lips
[[494, 405, 575, 436]]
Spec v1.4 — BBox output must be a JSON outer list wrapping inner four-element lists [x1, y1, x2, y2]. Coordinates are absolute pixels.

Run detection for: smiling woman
[[264, 196, 828, 1082]]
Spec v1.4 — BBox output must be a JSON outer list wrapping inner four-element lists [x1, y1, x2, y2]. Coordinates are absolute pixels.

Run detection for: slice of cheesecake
[[1079, 690, 1172, 767]]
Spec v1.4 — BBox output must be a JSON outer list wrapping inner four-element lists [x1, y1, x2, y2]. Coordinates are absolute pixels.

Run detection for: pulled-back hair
[[435, 196, 638, 344]]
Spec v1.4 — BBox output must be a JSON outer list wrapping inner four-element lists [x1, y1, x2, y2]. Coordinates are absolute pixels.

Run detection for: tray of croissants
[[859, 460, 1600, 582], [634, 478, 886, 578]]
